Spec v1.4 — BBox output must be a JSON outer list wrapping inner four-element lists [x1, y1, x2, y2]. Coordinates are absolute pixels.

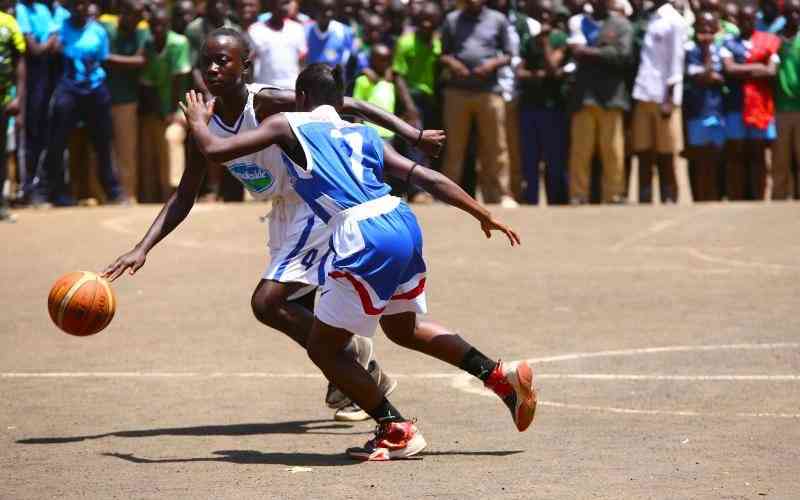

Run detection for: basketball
[[47, 271, 116, 337]]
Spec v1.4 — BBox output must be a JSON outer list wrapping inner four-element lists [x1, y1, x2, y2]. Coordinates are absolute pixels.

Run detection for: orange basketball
[[47, 271, 116, 336]]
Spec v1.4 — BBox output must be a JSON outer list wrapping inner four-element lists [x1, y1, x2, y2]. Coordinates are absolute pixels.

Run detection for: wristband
[[414, 128, 423, 147], [406, 163, 419, 188]]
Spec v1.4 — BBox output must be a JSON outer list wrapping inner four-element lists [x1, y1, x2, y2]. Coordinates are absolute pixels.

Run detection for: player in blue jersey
[[183, 63, 537, 461], [103, 29, 450, 421]]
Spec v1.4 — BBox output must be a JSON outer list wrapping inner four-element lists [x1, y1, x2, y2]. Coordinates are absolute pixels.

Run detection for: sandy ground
[[2, 201, 799, 499]]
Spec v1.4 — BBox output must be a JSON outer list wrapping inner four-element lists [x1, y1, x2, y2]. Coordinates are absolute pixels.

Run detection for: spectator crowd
[[1, 0, 800, 222]]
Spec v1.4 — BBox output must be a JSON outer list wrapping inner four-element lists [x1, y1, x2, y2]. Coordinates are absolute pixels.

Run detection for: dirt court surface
[[2, 202, 799, 499]]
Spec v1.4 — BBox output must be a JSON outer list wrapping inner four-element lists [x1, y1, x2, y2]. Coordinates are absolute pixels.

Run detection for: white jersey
[[208, 84, 331, 288], [208, 84, 293, 202]]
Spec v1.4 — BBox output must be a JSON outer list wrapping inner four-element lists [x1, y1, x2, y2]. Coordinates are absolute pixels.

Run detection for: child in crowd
[[248, 0, 306, 88], [347, 12, 388, 84], [721, 4, 780, 200], [170, 0, 195, 35], [685, 10, 726, 201], [517, 0, 570, 205], [353, 44, 400, 140], [236, 0, 260, 31], [138, 8, 190, 202], [306, 0, 355, 68], [102, 0, 149, 204], [392, 1, 442, 166]]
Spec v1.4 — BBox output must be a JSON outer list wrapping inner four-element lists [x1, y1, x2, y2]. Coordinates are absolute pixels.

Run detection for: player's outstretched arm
[[382, 143, 521, 247], [252, 88, 445, 159], [341, 97, 446, 159], [101, 139, 208, 281], [182, 90, 296, 164]]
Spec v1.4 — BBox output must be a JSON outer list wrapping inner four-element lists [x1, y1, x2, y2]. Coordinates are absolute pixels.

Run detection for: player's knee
[[250, 286, 285, 327]]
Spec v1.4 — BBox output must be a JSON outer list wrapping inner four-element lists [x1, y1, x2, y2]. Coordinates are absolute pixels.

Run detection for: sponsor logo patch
[[228, 162, 274, 193]]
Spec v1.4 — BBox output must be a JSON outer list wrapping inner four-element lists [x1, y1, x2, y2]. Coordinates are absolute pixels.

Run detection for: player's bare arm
[[382, 143, 521, 247], [253, 87, 445, 158], [101, 139, 208, 281], [182, 90, 299, 165]]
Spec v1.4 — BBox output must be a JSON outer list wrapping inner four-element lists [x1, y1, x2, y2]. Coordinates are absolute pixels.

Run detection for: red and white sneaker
[[346, 420, 427, 461], [484, 360, 537, 431]]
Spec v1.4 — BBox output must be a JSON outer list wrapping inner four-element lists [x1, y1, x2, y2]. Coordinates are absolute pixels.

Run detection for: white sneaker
[[334, 403, 370, 422], [500, 196, 519, 209]]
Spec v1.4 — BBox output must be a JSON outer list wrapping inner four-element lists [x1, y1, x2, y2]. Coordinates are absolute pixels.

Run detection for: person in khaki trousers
[[567, 0, 633, 204], [102, 0, 149, 203], [440, 0, 517, 205], [138, 9, 191, 202]]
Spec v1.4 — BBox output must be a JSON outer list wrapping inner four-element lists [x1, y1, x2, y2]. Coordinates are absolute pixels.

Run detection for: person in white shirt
[[248, 0, 307, 88], [631, 0, 687, 203]]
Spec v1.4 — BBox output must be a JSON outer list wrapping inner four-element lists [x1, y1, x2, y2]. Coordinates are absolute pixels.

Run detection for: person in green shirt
[[102, 0, 149, 203], [0, 9, 25, 221], [772, 0, 800, 199], [517, 0, 569, 205], [391, 0, 442, 187], [353, 44, 400, 140], [139, 8, 191, 202]]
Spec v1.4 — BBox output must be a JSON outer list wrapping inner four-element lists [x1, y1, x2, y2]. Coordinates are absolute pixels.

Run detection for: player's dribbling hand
[[102, 247, 147, 281], [481, 216, 521, 247], [418, 129, 446, 159], [179, 90, 215, 129]]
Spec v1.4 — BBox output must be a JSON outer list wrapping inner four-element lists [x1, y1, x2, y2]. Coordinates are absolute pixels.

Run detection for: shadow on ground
[[101, 449, 524, 467], [17, 419, 363, 445]]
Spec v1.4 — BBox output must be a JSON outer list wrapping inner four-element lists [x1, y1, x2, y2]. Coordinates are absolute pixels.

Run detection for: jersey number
[[301, 249, 318, 270], [330, 129, 365, 182]]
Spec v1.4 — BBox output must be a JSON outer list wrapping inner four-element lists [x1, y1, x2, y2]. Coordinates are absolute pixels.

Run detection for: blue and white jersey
[[281, 105, 427, 314], [305, 20, 354, 67], [281, 105, 391, 224]]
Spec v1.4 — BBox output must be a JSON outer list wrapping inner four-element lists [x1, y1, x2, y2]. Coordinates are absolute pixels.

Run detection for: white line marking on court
[[683, 247, 800, 271], [525, 342, 800, 364], [633, 245, 799, 272], [537, 401, 800, 419], [4, 343, 798, 418], [609, 210, 704, 252], [452, 342, 800, 419]]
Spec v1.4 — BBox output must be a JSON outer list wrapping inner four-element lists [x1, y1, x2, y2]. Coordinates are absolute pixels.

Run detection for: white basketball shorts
[[263, 199, 332, 295]]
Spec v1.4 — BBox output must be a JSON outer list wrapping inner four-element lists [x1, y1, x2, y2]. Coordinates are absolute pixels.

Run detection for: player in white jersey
[[183, 63, 537, 461], [102, 28, 448, 421]]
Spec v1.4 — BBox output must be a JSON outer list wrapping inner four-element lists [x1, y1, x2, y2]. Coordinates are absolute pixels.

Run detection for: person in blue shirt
[[33, 0, 123, 206], [183, 63, 536, 461], [684, 10, 726, 201], [15, 0, 68, 203], [305, 0, 354, 69]]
